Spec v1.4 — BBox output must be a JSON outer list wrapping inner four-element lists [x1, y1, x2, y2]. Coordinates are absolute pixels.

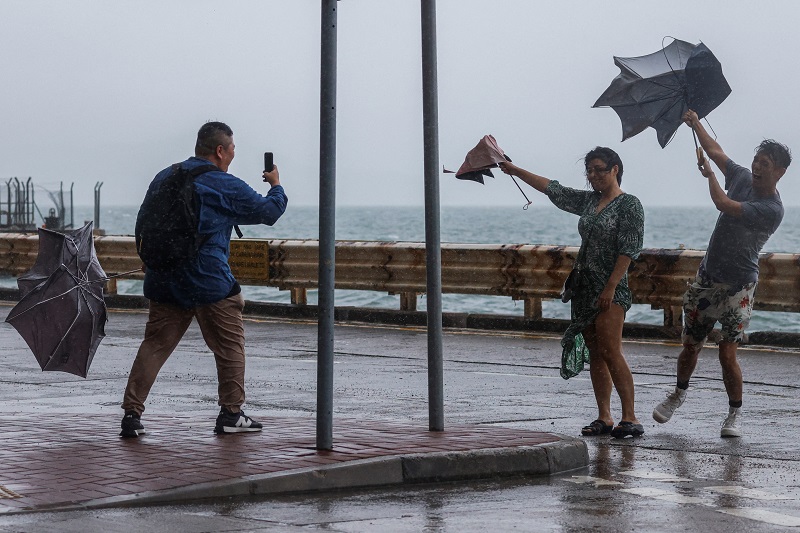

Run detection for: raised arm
[[683, 110, 729, 172], [498, 162, 551, 193], [698, 157, 743, 217]]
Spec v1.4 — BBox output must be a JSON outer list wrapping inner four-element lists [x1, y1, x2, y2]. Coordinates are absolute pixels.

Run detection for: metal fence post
[[421, 0, 444, 432], [94, 182, 103, 231], [317, 0, 338, 451]]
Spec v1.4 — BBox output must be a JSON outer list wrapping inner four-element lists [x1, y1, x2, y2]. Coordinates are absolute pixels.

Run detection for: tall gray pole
[[421, 0, 444, 432], [317, 0, 337, 450]]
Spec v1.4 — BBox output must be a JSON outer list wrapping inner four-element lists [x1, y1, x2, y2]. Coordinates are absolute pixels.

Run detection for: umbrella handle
[[696, 146, 706, 170], [95, 268, 144, 283], [510, 176, 533, 210], [691, 128, 705, 170]]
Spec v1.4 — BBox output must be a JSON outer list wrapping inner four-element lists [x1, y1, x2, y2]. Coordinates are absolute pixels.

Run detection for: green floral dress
[[545, 181, 645, 379]]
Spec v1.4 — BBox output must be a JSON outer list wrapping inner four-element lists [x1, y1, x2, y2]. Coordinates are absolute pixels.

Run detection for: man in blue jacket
[[121, 121, 287, 437]]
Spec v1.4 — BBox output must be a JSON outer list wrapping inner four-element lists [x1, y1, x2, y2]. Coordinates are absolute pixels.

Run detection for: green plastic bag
[[561, 332, 590, 379]]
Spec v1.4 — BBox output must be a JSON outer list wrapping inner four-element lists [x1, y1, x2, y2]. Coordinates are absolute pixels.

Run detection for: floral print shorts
[[682, 274, 757, 346]]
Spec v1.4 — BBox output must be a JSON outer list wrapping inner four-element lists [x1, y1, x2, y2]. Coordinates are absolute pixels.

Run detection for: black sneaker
[[214, 408, 263, 434], [120, 411, 146, 438]]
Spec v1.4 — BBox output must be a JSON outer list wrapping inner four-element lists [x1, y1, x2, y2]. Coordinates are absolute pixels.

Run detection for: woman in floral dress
[[500, 147, 645, 438]]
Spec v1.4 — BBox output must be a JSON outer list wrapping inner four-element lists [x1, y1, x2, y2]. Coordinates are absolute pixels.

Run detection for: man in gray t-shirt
[[652, 109, 791, 439], [701, 159, 784, 287]]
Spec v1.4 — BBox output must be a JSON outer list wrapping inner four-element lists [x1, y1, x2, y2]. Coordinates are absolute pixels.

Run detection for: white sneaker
[[721, 407, 742, 438], [653, 387, 687, 423]]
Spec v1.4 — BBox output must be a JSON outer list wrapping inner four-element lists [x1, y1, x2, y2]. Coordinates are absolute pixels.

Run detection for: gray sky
[[1, 1, 798, 208]]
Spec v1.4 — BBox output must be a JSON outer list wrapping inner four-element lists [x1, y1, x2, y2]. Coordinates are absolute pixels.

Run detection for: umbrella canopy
[[446, 135, 532, 208], [593, 38, 732, 148], [444, 134, 511, 183], [5, 222, 107, 377]]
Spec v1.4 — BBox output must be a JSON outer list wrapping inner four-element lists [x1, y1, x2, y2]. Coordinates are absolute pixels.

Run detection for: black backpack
[[135, 163, 218, 271]]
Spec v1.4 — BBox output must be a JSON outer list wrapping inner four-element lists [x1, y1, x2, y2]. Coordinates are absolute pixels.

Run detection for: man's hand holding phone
[[262, 152, 280, 187]]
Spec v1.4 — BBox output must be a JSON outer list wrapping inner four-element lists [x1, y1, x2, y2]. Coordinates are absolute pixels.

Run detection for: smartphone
[[264, 152, 274, 173]]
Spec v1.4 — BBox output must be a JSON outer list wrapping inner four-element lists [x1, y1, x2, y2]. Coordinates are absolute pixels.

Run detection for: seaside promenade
[[0, 302, 589, 515], [1, 299, 799, 530]]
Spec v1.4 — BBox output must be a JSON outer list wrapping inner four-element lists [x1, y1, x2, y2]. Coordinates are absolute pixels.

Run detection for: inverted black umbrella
[[445, 135, 532, 209], [5, 222, 137, 377], [593, 38, 731, 149]]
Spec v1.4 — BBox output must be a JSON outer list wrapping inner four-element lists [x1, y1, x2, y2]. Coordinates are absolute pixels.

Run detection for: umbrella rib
[[605, 77, 683, 107], [649, 97, 689, 146], [80, 284, 106, 305], [652, 96, 687, 125], [46, 284, 102, 372], [9, 271, 129, 322], [46, 294, 83, 365], [7, 283, 86, 320], [634, 76, 681, 94]]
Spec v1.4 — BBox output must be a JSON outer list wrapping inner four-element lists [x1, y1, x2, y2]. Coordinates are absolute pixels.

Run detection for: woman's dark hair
[[584, 146, 623, 185]]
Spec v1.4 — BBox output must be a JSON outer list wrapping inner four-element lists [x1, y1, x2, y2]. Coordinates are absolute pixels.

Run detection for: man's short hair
[[195, 122, 233, 157], [757, 139, 792, 169]]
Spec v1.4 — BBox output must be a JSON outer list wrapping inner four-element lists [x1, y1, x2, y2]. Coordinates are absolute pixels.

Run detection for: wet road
[[0, 309, 798, 531], [1, 442, 798, 532]]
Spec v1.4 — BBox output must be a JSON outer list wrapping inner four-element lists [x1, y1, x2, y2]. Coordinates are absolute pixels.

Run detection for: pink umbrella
[[445, 135, 532, 209]]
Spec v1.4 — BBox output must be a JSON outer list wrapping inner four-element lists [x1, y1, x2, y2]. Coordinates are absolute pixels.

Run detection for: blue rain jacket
[[141, 156, 287, 308]]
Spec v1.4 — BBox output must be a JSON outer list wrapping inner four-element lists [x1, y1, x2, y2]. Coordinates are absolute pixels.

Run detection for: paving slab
[[0, 413, 585, 514], [0, 302, 587, 514]]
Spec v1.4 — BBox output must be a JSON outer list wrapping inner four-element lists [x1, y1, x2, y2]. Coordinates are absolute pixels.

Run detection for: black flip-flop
[[610, 421, 645, 439], [581, 419, 613, 436]]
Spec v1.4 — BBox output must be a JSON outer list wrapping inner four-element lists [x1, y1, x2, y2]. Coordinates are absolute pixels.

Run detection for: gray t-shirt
[[700, 159, 784, 287]]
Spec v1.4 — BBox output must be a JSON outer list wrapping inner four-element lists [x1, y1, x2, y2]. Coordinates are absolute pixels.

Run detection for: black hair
[[756, 139, 792, 169], [585, 146, 623, 185], [195, 121, 233, 157]]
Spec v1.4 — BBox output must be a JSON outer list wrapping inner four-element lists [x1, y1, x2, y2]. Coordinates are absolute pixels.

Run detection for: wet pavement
[[0, 302, 799, 531], [0, 411, 578, 513], [0, 303, 587, 515]]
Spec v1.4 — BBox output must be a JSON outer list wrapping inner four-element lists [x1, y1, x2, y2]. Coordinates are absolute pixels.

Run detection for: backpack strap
[[178, 162, 220, 178], [176, 163, 244, 239], [178, 163, 220, 249]]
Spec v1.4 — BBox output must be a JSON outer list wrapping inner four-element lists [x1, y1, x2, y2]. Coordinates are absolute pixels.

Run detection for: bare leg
[[677, 343, 703, 384], [583, 325, 613, 426], [718, 341, 742, 402], [592, 305, 639, 424]]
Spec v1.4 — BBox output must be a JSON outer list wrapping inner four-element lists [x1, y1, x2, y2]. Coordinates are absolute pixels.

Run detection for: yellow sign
[[229, 240, 269, 282]]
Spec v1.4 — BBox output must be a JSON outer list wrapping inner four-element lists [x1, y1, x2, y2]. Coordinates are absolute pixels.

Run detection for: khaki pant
[[122, 293, 246, 416]]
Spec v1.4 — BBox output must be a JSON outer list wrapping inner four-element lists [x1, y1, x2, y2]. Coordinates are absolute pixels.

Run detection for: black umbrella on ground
[[5, 222, 137, 377], [593, 38, 731, 151]]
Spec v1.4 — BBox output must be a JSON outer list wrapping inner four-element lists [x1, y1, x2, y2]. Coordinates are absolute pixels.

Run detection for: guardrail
[[1, 234, 799, 327]]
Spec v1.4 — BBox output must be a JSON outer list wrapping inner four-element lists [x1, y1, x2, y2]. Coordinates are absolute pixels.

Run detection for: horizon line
[[73, 203, 800, 209]]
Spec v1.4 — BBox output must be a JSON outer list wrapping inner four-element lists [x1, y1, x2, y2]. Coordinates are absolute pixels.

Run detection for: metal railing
[[2, 234, 799, 327]]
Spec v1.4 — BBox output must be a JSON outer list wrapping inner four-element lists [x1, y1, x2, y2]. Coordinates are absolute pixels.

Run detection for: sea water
[[8, 204, 800, 333]]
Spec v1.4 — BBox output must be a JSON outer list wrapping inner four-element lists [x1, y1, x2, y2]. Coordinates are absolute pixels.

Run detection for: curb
[[28, 438, 587, 513]]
